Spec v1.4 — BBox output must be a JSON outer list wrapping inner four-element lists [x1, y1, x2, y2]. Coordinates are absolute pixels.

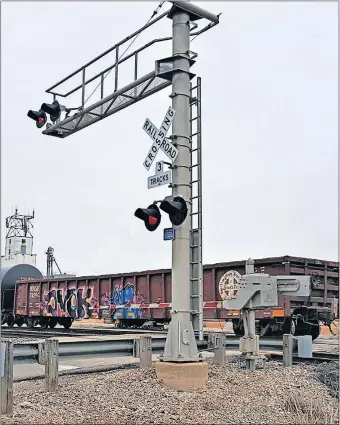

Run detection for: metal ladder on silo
[[189, 77, 203, 341]]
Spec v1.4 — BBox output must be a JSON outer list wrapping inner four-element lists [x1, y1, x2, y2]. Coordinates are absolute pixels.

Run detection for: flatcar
[[1, 255, 338, 339]]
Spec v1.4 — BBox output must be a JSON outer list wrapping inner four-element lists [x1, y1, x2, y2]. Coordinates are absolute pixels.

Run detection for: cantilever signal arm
[[222, 274, 312, 311]]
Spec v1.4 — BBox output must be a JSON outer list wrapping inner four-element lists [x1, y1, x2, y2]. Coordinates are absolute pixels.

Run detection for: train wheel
[[281, 318, 296, 336], [39, 318, 49, 329], [16, 319, 24, 328], [58, 318, 72, 329], [309, 320, 320, 340], [294, 318, 320, 340], [7, 316, 15, 328], [49, 319, 58, 329]]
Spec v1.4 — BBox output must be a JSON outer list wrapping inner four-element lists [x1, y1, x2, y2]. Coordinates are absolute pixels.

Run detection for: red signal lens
[[149, 216, 158, 225], [39, 117, 45, 123]]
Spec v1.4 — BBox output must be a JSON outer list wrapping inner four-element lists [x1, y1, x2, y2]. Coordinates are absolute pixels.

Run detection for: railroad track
[[2, 327, 338, 347], [1, 327, 167, 339], [266, 351, 339, 364]]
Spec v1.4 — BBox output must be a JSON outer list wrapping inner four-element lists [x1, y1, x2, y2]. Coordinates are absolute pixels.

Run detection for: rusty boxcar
[[2, 255, 338, 339]]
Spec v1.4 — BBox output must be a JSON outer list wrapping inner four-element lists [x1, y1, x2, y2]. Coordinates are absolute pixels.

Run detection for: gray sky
[[1, 1, 338, 276]]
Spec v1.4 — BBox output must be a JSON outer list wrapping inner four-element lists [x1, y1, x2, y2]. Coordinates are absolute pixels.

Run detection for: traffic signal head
[[41, 100, 61, 122], [134, 203, 161, 231], [27, 109, 47, 128], [160, 196, 188, 226]]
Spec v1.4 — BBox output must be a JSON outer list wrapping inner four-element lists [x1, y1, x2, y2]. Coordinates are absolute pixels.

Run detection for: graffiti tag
[[41, 287, 96, 319]]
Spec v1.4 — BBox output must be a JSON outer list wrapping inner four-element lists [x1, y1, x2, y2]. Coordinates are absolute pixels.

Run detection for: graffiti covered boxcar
[[3, 255, 339, 338]]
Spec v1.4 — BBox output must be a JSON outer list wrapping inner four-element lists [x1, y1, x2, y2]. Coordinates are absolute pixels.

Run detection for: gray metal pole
[[162, 9, 198, 361]]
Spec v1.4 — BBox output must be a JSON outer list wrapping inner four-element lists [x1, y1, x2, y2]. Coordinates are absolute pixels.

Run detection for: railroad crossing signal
[[27, 100, 62, 128], [160, 195, 188, 226], [134, 195, 188, 230], [27, 109, 47, 128], [143, 106, 179, 171], [41, 100, 61, 122], [134, 203, 161, 232]]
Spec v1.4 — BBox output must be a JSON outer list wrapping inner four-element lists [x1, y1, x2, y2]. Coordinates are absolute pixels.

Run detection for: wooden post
[[139, 336, 152, 369], [45, 338, 58, 392], [1, 341, 14, 416], [283, 334, 293, 367], [213, 333, 226, 365]]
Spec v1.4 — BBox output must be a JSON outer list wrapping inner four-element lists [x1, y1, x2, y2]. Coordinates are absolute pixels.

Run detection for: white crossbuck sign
[[143, 106, 179, 171]]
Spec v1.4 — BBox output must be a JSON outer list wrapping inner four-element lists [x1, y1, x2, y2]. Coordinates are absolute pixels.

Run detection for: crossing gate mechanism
[[222, 259, 312, 370]]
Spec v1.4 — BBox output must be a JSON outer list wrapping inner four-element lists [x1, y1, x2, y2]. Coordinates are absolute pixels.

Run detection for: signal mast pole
[[162, 9, 196, 361], [161, 3, 219, 363]]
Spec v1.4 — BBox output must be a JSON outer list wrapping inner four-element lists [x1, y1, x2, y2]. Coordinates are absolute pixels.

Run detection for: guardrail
[[13, 336, 170, 364], [11, 336, 286, 365], [5, 332, 337, 365]]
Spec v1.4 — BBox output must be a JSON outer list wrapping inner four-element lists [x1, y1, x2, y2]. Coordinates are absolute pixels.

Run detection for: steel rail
[[267, 351, 339, 364], [2, 327, 338, 345], [1, 327, 167, 338]]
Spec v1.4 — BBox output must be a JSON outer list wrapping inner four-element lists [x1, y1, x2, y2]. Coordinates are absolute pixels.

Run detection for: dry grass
[[314, 361, 339, 399], [284, 392, 338, 424]]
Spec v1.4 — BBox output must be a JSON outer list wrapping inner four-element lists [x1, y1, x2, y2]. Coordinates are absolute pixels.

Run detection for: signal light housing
[[27, 109, 47, 128], [160, 196, 188, 226], [134, 203, 161, 232], [41, 100, 61, 122]]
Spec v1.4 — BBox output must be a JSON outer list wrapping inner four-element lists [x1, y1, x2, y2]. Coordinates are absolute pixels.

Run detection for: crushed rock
[[3, 360, 339, 425]]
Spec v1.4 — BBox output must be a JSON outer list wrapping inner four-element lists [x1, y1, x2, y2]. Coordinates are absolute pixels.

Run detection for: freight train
[[1, 256, 338, 339]]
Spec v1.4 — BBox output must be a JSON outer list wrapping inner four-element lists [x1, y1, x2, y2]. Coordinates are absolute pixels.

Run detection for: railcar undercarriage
[[1, 311, 74, 329], [232, 305, 336, 341]]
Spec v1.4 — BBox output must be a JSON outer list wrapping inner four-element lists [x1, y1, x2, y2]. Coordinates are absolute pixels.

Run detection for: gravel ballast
[[3, 360, 339, 425]]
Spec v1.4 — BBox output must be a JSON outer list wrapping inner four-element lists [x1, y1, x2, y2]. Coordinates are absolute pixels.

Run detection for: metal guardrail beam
[[10, 335, 336, 365], [12, 337, 284, 365]]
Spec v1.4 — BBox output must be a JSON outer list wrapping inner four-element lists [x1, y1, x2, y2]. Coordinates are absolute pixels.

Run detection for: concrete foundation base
[[155, 360, 208, 392]]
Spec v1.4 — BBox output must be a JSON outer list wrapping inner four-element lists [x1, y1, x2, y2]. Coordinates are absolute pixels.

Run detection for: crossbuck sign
[[143, 107, 179, 171]]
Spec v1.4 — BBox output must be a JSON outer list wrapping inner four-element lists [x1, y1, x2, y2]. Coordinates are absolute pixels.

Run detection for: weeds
[[284, 392, 338, 424]]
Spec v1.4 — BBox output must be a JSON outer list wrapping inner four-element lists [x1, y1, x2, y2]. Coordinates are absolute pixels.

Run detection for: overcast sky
[[1, 1, 338, 276]]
